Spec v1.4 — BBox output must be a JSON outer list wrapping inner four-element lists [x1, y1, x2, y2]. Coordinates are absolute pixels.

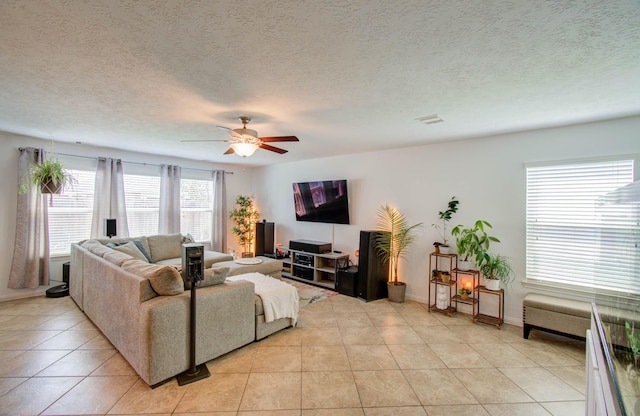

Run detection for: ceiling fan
[[183, 116, 299, 157]]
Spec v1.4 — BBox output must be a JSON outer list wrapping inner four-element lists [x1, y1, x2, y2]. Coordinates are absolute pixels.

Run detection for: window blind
[[48, 169, 96, 256], [526, 158, 639, 294], [180, 178, 213, 241], [124, 174, 160, 237]]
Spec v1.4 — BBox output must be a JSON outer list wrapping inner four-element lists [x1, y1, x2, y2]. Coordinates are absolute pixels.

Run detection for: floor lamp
[[176, 243, 211, 385]]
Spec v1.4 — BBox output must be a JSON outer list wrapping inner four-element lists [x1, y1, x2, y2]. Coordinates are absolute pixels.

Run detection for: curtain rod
[[18, 147, 233, 174]]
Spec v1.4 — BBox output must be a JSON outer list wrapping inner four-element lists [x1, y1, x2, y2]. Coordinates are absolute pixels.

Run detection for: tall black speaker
[[104, 218, 117, 238], [255, 221, 275, 256], [357, 230, 389, 302]]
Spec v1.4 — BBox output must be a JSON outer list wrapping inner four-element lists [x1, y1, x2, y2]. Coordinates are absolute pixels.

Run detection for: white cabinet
[[282, 249, 349, 289]]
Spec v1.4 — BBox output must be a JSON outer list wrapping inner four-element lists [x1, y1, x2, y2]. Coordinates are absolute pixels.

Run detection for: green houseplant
[[20, 158, 75, 194], [375, 204, 423, 302], [451, 220, 499, 270], [229, 195, 261, 257], [479, 254, 514, 290], [431, 196, 459, 253]]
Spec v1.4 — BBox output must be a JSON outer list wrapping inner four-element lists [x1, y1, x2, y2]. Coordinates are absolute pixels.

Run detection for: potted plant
[[451, 220, 499, 270], [375, 204, 423, 303], [20, 158, 76, 194], [229, 195, 261, 257], [431, 196, 459, 253], [479, 254, 514, 290], [458, 287, 471, 300]]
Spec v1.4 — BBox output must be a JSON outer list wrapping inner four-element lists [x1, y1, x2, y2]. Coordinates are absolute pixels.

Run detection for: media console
[[283, 249, 349, 289]]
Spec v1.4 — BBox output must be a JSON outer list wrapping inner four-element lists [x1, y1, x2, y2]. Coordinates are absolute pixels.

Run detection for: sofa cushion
[[113, 241, 149, 263], [102, 249, 134, 266], [121, 259, 184, 296], [147, 233, 183, 262], [81, 240, 113, 258]]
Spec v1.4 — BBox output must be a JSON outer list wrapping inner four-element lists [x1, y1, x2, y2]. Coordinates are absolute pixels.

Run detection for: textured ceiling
[[1, 0, 639, 166]]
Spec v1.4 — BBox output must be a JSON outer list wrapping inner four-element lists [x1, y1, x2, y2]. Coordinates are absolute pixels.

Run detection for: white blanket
[[227, 272, 299, 325]]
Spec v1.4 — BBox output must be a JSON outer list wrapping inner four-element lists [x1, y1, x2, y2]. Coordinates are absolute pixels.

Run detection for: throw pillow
[[187, 266, 230, 289], [147, 233, 182, 262], [113, 241, 149, 263], [121, 259, 184, 296], [133, 239, 153, 263]]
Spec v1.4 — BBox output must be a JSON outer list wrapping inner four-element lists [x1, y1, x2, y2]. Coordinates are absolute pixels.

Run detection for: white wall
[[253, 116, 640, 325], [0, 131, 254, 301]]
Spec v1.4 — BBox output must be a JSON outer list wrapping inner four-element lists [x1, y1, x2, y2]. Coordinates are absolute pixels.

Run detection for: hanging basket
[[41, 178, 62, 194]]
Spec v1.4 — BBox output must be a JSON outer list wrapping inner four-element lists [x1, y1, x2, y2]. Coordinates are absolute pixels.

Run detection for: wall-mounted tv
[[293, 179, 350, 224]]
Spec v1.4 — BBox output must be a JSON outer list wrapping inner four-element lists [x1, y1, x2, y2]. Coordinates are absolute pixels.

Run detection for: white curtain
[[159, 164, 181, 234], [9, 147, 50, 289], [91, 157, 129, 238], [211, 170, 227, 252]]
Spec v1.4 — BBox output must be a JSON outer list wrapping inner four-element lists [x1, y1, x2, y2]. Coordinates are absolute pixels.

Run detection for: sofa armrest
[[137, 280, 255, 386]]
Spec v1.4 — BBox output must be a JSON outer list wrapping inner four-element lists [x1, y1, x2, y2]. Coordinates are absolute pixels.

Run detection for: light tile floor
[[0, 293, 586, 415]]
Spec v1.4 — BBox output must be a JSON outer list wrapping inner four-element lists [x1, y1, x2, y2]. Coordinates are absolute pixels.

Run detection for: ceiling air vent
[[416, 114, 444, 125]]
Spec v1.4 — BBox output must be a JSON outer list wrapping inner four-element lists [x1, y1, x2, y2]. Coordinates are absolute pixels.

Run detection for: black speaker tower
[[176, 243, 210, 386], [255, 220, 275, 256], [357, 231, 389, 302]]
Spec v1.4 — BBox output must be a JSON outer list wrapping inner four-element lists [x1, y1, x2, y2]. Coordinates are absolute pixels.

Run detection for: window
[[48, 169, 96, 256], [124, 174, 160, 237], [526, 158, 639, 295], [180, 178, 213, 241]]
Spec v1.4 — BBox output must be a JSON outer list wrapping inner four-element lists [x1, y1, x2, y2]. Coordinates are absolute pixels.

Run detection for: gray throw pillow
[[113, 241, 149, 263], [133, 239, 153, 262]]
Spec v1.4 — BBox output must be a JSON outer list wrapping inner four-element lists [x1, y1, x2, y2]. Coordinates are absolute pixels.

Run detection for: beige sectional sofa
[[70, 233, 291, 386]]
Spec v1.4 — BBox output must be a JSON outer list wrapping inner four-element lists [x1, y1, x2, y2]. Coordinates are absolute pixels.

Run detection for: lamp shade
[[230, 142, 259, 157]]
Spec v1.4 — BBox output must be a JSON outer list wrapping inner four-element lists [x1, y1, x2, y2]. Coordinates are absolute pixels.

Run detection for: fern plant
[[375, 204, 423, 284], [19, 158, 76, 194]]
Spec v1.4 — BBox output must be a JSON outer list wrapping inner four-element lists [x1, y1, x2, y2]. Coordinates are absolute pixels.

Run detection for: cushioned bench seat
[[523, 293, 640, 345], [523, 294, 592, 340]]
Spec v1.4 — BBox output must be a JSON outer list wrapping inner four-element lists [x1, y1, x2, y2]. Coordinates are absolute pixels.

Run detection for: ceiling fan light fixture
[[230, 142, 259, 157]]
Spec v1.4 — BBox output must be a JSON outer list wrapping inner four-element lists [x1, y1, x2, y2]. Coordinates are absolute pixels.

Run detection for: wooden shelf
[[430, 304, 456, 316], [474, 285, 504, 329], [452, 294, 478, 305]]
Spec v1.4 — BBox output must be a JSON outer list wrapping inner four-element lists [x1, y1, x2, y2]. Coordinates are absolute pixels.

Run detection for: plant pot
[[438, 272, 451, 283], [460, 292, 469, 300], [387, 282, 406, 303], [458, 260, 471, 271], [485, 279, 500, 291], [41, 179, 62, 194]]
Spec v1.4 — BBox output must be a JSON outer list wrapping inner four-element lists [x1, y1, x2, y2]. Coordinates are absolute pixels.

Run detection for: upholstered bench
[[523, 293, 591, 340], [218, 256, 283, 279], [523, 293, 639, 346]]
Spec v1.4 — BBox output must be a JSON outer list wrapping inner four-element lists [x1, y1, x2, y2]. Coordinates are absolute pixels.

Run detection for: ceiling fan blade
[[217, 125, 243, 139], [259, 135, 299, 142], [223, 147, 235, 155], [259, 143, 288, 154], [181, 139, 229, 142]]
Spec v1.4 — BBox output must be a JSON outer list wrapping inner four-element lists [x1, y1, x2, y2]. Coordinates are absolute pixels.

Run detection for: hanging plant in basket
[[19, 158, 76, 195]]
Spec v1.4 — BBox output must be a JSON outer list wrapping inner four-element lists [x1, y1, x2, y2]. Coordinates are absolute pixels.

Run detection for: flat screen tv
[[293, 179, 350, 224]]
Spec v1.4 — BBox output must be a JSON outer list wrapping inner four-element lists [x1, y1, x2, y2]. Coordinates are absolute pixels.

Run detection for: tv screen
[[293, 180, 350, 224]]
